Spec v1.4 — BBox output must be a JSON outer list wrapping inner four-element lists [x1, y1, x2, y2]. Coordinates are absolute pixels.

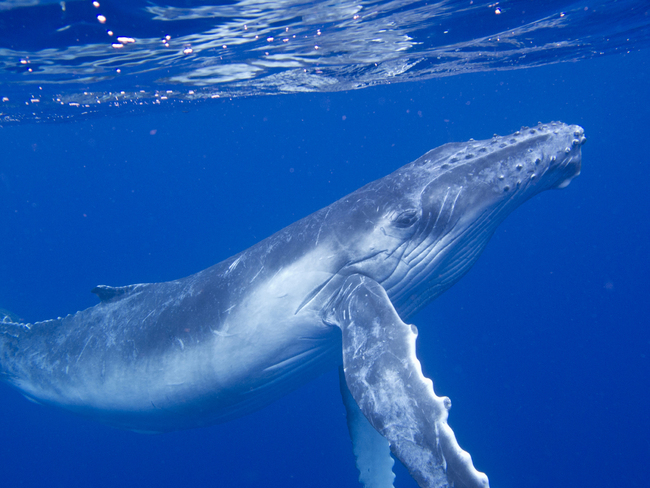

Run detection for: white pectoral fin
[[339, 365, 396, 488], [327, 274, 489, 488]]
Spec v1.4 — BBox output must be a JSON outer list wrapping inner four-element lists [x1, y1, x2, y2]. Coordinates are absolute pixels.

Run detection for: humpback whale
[[0, 122, 585, 488]]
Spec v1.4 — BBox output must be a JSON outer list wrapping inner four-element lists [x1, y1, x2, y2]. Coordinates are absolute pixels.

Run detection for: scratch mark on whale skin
[[315, 207, 331, 247]]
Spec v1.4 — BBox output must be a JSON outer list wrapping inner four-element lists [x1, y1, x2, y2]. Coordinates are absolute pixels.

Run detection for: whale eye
[[392, 209, 419, 228]]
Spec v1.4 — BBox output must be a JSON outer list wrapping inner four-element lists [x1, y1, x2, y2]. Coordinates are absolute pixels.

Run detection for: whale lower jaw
[[556, 175, 576, 188]]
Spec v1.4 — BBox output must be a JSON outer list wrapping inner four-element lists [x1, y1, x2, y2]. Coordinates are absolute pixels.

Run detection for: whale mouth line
[[553, 152, 582, 189]]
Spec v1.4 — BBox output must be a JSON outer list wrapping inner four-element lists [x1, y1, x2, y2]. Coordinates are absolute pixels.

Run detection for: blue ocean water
[[1, 1, 649, 487]]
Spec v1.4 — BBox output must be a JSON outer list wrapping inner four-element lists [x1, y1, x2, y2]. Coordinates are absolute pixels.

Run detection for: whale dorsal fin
[[91, 284, 148, 302], [0, 307, 21, 324]]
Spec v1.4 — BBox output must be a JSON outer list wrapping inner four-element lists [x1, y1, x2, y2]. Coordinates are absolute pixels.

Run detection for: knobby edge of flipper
[[324, 274, 489, 488]]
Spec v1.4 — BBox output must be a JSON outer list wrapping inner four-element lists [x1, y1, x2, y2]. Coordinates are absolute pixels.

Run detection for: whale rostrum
[[0, 122, 586, 488]]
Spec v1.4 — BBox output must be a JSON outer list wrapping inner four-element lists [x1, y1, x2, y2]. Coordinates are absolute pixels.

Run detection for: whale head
[[329, 122, 585, 318]]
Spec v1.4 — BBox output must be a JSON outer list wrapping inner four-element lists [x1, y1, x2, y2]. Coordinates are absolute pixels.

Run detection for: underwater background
[[1, 1, 649, 487]]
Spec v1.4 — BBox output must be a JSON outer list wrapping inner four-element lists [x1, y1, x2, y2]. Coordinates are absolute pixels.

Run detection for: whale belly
[[4, 303, 341, 432]]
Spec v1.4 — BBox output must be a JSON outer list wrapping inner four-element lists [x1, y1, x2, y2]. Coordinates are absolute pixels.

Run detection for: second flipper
[[325, 274, 489, 488], [340, 365, 396, 488]]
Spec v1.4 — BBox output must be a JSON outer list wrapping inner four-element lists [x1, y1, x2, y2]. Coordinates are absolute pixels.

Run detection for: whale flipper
[[327, 275, 489, 488], [339, 365, 396, 488]]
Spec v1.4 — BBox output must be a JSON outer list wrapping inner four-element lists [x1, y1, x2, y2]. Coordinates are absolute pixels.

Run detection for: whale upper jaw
[[550, 124, 586, 189]]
